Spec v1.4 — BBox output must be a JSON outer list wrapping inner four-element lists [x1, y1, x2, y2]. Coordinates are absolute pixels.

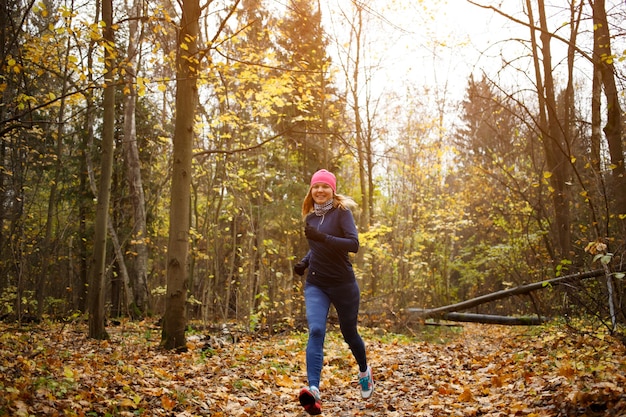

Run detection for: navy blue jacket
[[302, 207, 359, 287]]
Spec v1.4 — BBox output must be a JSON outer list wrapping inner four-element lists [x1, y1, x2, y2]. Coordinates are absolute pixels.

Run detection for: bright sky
[[316, 0, 602, 175], [315, 1, 484, 125], [319, 0, 582, 102]]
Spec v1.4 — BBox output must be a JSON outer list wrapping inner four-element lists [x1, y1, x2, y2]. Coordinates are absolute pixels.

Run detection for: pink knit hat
[[310, 169, 336, 193]]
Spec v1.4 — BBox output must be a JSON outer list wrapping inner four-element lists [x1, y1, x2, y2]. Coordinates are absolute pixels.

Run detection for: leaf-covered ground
[[1, 320, 625, 416]]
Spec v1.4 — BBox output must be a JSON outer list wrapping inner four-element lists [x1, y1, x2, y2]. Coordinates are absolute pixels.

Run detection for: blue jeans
[[304, 281, 367, 388]]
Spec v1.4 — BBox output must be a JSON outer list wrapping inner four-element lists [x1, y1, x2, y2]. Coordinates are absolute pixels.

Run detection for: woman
[[294, 169, 373, 415]]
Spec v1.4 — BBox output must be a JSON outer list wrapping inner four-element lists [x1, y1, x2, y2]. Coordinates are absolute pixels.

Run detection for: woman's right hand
[[294, 262, 307, 276]]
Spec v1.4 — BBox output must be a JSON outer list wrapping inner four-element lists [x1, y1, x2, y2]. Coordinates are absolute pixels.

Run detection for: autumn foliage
[[1, 320, 625, 416], [2, 0, 626, 346]]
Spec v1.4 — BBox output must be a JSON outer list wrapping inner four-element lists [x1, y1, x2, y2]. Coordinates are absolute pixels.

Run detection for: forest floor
[[1, 319, 625, 417]]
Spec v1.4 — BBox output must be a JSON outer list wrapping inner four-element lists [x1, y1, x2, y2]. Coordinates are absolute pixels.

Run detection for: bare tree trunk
[[77, 0, 101, 313], [85, 146, 133, 319], [161, 0, 201, 351], [123, 0, 148, 316], [88, 0, 115, 340], [348, 4, 369, 232], [590, 0, 626, 231], [0, 0, 6, 283], [437, 312, 543, 326], [590, 7, 602, 176], [527, 0, 571, 259], [38, 33, 71, 318], [538, 0, 571, 258]]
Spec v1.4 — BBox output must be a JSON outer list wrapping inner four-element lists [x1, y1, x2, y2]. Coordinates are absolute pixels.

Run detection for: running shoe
[[359, 366, 374, 399], [299, 386, 321, 415]]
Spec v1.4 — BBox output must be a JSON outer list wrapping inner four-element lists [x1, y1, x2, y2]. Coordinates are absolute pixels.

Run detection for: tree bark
[[591, 0, 626, 228], [409, 268, 611, 319], [77, 0, 101, 313], [439, 312, 544, 326], [348, 4, 370, 233], [123, 0, 148, 316], [526, 0, 571, 260], [38, 29, 71, 318], [161, 0, 201, 351], [88, 0, 115, 340]]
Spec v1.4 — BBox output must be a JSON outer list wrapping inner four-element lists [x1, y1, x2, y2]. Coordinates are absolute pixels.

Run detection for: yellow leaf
[[543, 171, 552, 179], [275, 373, 295, 388], [63, 366, 74, 379], [120, 398, 137, 408], [161, 395, 176, 410], [458, 387, 474, 402]]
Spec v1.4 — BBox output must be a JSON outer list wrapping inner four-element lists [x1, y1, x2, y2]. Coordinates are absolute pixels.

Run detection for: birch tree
[[121, 0, 149, 316]]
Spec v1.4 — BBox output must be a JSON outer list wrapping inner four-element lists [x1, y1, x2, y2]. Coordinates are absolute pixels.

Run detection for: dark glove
[[294, 262, 307, 276], [305, 225, 327, 242]]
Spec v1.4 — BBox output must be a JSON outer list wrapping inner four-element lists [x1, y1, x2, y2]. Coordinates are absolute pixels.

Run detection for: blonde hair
[[301, 191, 358, 219]]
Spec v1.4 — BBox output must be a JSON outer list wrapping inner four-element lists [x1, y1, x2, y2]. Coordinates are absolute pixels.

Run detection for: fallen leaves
[[0, 320, 624, 416]]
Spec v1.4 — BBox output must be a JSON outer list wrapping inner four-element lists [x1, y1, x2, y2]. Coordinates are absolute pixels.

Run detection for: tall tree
[[275, 0, 341, 175], [161, 0, 201, 351], [527, 0, 571, 260], [0, 0, 27, 320], [77, 6, 100, 312], [161, 0, 240, 350], [37, 21, 72, 317], [88, 0, 115, 340], [344, 1, 370, 231], [590, 0, 626, 236], [453, 74, 545, 300], [122, 0, 149, 316]]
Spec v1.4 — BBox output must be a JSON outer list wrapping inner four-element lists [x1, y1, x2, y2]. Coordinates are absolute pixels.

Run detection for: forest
[[1, 0, 625, 349]]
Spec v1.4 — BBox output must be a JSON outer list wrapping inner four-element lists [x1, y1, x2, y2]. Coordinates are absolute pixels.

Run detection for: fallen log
[[442, 312, 544, 325], [409, 268, 611, 321]]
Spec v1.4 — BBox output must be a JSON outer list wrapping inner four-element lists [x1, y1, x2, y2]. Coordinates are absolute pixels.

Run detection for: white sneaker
[[359, 366, 374, 399]]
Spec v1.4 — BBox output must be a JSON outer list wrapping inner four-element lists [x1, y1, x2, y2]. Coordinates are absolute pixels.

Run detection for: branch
[[192, 130, 287, 157], [466, 0, 593, 63], [440, 312, 545, 325], [409, 268, 619, 318]]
